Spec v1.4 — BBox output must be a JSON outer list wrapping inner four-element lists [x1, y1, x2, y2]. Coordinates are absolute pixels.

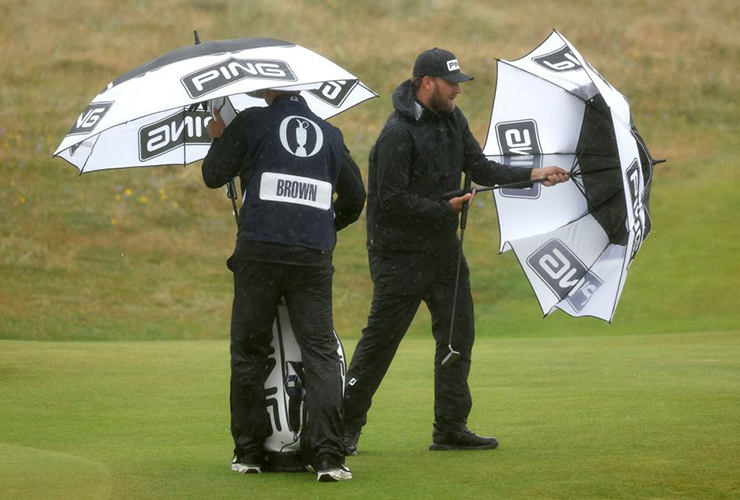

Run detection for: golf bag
[[261, 299, 346, 472]]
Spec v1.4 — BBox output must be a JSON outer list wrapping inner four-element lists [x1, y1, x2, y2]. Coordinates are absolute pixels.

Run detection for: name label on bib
[[259, 172, 332, 210]]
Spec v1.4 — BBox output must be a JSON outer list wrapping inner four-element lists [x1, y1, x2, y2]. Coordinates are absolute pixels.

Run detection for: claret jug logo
[[527, 238, 603, 312], [533, 46, 583, 72], [279, 115, 324, 158], [495, 119, 543, 199], [67, 102, 113, 136], [182, 58, 296, 98], [138, 110, 211, 161]]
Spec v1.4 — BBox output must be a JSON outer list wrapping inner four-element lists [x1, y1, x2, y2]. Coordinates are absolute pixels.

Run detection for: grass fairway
[[1, 334, 738, 499]]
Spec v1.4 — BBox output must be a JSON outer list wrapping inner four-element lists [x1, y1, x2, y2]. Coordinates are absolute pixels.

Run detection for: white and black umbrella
[[54, 34, 377, 173], [478, 30, 661, 322]]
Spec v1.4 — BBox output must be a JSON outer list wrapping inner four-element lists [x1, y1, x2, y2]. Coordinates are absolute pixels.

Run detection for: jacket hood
[[392, 79, 425, 121]]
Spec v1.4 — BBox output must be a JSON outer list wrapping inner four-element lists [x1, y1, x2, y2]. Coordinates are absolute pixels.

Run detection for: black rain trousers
[[344, 246, 475, 432], [229, 259, 344, 465]]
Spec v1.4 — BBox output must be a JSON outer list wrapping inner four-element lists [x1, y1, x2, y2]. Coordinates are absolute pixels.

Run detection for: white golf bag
[[261, 299, 346, 472]]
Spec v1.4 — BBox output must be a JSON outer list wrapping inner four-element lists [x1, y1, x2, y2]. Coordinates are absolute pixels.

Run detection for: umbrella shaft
[[442, 177, 547, 200]]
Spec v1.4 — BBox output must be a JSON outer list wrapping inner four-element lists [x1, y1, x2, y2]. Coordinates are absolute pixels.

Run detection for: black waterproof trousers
[[344, 246, 475, 432], [229, 259, 344, 464]]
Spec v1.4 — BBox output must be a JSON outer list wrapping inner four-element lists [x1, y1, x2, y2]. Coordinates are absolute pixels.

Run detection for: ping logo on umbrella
[[67, 102, 113, 136], [626, 158, 649, 264], [308, 80, 358, 108], [279, 115, 324, 158], [533, 46, 583, 72], [527, 238, 603, 312], [495, 119, 542, 199], [138, 110, 211, 161], [181, 58, 297, 98]]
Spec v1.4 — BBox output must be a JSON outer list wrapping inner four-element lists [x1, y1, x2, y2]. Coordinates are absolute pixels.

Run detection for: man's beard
[[429, 88, 456, 114]]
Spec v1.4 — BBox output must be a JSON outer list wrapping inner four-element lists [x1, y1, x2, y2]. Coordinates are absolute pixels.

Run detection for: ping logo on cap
[[447, 59, 460, 71]]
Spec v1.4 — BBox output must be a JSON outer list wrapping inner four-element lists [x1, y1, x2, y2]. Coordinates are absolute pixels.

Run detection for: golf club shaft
[[226, 179, 239, 227], [447, 172, 471, 347]]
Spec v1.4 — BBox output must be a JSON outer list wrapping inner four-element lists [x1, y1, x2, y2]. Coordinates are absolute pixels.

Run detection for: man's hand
[[448, 189, 476, 213], [531, 166, 570, 186], [207, 108, 227, 139]]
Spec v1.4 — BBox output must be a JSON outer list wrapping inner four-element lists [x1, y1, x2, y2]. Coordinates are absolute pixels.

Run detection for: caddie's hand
[[207, 108, 226, 139], [532, 166, 570, 186], [448, 188, 476, 213]]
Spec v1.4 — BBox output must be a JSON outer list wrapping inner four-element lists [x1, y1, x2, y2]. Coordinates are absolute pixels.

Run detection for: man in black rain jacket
[[202, 89, 365, 482], [343, 48, 569, 454]]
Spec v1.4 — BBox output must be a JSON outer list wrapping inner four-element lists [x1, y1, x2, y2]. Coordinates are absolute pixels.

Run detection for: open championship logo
[[181, 58, 296, 99], [527, 239, 603, 313], [495, 119, 543, 199], [138, 110, 211, 161], [279, 115, 324, 158], [533, 46, 583, 72]]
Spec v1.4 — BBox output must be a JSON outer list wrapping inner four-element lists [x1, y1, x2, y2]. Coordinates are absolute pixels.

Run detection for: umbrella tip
[[193, 30, 201, 45]]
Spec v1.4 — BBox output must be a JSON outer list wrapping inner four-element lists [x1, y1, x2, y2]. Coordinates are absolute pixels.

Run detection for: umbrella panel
[[482, 30, 654, 322]]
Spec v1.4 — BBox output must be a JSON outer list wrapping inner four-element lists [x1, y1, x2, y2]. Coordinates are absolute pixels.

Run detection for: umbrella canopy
[[482, 30, 657, 322], [54, 37, 377, 173]]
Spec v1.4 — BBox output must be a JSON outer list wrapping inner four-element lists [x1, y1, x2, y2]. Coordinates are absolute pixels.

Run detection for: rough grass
[[2, 0, 739, 341]]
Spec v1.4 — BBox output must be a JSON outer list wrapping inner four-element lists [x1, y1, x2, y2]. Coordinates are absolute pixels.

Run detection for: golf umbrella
[[480, 30, 658, 322], [54, 36, 377, 173]]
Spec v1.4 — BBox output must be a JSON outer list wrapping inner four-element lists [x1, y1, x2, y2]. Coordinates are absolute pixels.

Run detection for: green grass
[[1, 334, 738, 499]]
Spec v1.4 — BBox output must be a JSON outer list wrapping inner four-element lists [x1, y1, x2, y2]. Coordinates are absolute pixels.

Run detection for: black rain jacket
[[366, 79, 533, 253]]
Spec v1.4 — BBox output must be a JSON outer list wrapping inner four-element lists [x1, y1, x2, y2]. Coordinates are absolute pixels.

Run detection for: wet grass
[[1, 333, 738, 499]]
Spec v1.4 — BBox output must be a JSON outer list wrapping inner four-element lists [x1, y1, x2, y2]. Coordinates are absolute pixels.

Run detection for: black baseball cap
[[412, 48, 473, 83]]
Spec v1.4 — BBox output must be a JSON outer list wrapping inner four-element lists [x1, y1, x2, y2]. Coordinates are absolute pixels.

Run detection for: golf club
[[441, 171, 472, 368]]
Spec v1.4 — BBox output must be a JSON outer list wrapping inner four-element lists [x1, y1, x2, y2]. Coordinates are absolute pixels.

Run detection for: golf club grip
[[442, 188, 465, 200], [443, 170, 473, 201]]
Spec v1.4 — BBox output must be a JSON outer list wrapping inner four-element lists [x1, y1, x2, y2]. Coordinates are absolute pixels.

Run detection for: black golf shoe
[[343, 428, 361, 456], [308, 455, 352, 482], [231, 455, 262, 474], [429, 427, 499, 451]]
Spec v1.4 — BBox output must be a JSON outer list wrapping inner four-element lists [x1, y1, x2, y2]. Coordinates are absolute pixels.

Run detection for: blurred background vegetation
[[1, 0, 738, 341]]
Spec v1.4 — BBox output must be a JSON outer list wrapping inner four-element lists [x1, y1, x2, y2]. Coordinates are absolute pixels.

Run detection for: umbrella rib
[[574, 99, 612, 161], [577, 148, 620, 174], [78, 134, 102, 175], [555, 232, 614, 318]]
